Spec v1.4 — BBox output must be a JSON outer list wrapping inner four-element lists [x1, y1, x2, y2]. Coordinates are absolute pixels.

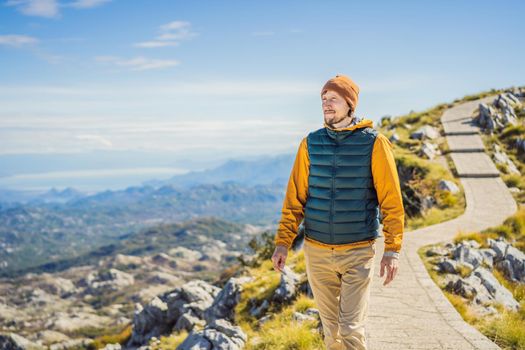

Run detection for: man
[[271, 74, 405, 350]]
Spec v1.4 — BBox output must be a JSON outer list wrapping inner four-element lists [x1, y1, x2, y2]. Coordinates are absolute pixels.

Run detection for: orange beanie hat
[[321, 74, 360, 110]]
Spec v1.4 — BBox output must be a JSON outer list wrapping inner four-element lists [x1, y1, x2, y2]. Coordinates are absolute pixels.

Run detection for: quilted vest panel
[[304, 126, 380, 244]]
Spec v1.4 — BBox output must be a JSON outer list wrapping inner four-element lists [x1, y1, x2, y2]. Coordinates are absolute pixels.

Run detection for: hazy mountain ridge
[[0, 153, 295, 205], [0, 153, 296, 276], [143, 154, 294, 188], [0, 181, 286, 277]]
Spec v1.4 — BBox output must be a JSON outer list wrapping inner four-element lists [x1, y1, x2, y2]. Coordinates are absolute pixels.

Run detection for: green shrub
[[503, 174, 523, 188], [92, 324, 132, 349], [453, 231, 486, 245], [435, 190, 458, 208], [497, 163, 510, 174], [481, 309, 525, 350], [501, 124, 525, 140]]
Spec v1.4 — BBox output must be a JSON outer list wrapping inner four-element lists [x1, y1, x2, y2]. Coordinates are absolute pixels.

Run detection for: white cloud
[[75, 134, 113, 147], [0, 34, 65, 64], [0, 34, 39, 47], [6, 0, 59, 18], [0, 115, 315, 156], [134, 41, 179, 48], [160, 21, 190, 31], [134, 20, 197, 49], [0, 80, 318, 97], [65, 0, 111, 9], [6, 0, 111, 18], [117, 57, 180, 71], [95, 55, 180, 71]]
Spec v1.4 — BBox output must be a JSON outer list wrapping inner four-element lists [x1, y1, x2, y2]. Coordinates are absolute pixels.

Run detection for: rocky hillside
[[421, 208, 525, 349], [2, 87, 524, 349], [378, 95, 469, 229], [420, 88, 525, 349], [0, 230, 322, 350], [0, 217, 265, 349], [7, 217, 260, 277], [476, 91, 525, 206]]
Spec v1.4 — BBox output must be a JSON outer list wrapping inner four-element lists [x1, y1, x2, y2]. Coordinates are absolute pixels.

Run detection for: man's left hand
[[380, 255, 399, 286]]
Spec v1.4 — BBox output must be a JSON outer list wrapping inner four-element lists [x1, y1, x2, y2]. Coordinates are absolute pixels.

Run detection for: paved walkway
[[367, 96, 518, 349]]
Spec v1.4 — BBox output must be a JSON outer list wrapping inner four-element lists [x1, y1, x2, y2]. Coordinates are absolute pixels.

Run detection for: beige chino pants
[[303, 239, 376, 350]]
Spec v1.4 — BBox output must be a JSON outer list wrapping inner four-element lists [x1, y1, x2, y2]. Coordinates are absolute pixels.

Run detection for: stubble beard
[[326, 114, 354, 129]]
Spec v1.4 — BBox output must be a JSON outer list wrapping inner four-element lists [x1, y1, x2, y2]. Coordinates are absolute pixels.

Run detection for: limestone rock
[[298, 279, 314, 298], [146, 272, 182, 285], [49, 338, 94, 350], [420, 142, 440, 159], [410, 125, 440, 140], [453, 243, 484, 268], [473, 268, 519, 311], [150, 253, 178, 268], [249, 299, 269, 318], [47, 311, 112, 333], [176, 319, 247, 350], [479, 248, 496, 269], [35, 275, 77, 298], [169, 247, 203, 261], [128, 279, 220, 347], [110, 254, 144, 269], [292, 311, 316, 323], [476, 103, 503, 130], [128, 297, 170, 346], [101, 343, 122, 350], [446, 267, 519, 311], [488, 238, 525, 283], [204, 276, 252, 324], [426, 246, 450, 257], [516, 138, 525, 153], [438, 259, 458, 274], [476, 94, 520, 131], [438, 180, 459, 194], [34, 330, 70, 346], [492, 145, 520, 175], [0, 333, 45, 350], [173, 311, 205, 332], [81, 268, 135, 295], [258, 315, 271, 326], [389, 133, 400, 143], [272, 266, 300, 304]]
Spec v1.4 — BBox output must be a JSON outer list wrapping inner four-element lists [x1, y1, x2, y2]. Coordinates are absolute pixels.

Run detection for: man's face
[[322, 90, 351, 125]]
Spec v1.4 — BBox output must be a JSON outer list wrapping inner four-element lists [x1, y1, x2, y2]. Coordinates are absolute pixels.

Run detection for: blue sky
[[1, 0, 524, 161]]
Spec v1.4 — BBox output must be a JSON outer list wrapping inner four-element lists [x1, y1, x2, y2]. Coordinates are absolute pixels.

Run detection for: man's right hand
[[271, 245, 288, 272]]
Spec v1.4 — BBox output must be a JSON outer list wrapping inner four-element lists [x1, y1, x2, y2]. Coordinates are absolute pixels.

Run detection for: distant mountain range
[[143, 154, 295, 188], [0, 154, 295, 277], [0, 153, 295, 205]]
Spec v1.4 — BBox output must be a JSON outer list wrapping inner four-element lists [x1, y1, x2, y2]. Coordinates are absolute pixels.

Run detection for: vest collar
[[324, 117, 374, 132], [324, 118, 374, 142]]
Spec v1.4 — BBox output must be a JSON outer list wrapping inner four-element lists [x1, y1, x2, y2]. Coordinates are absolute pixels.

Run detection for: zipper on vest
[[330, 145, 336, 243]]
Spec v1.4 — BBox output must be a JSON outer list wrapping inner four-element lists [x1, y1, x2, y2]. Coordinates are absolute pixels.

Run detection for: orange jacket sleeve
[[371, 133, 405, 253], [274, 137, 309, 249]]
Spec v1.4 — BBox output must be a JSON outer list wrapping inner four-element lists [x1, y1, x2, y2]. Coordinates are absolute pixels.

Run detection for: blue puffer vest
[[304, 126, 380, 245]]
